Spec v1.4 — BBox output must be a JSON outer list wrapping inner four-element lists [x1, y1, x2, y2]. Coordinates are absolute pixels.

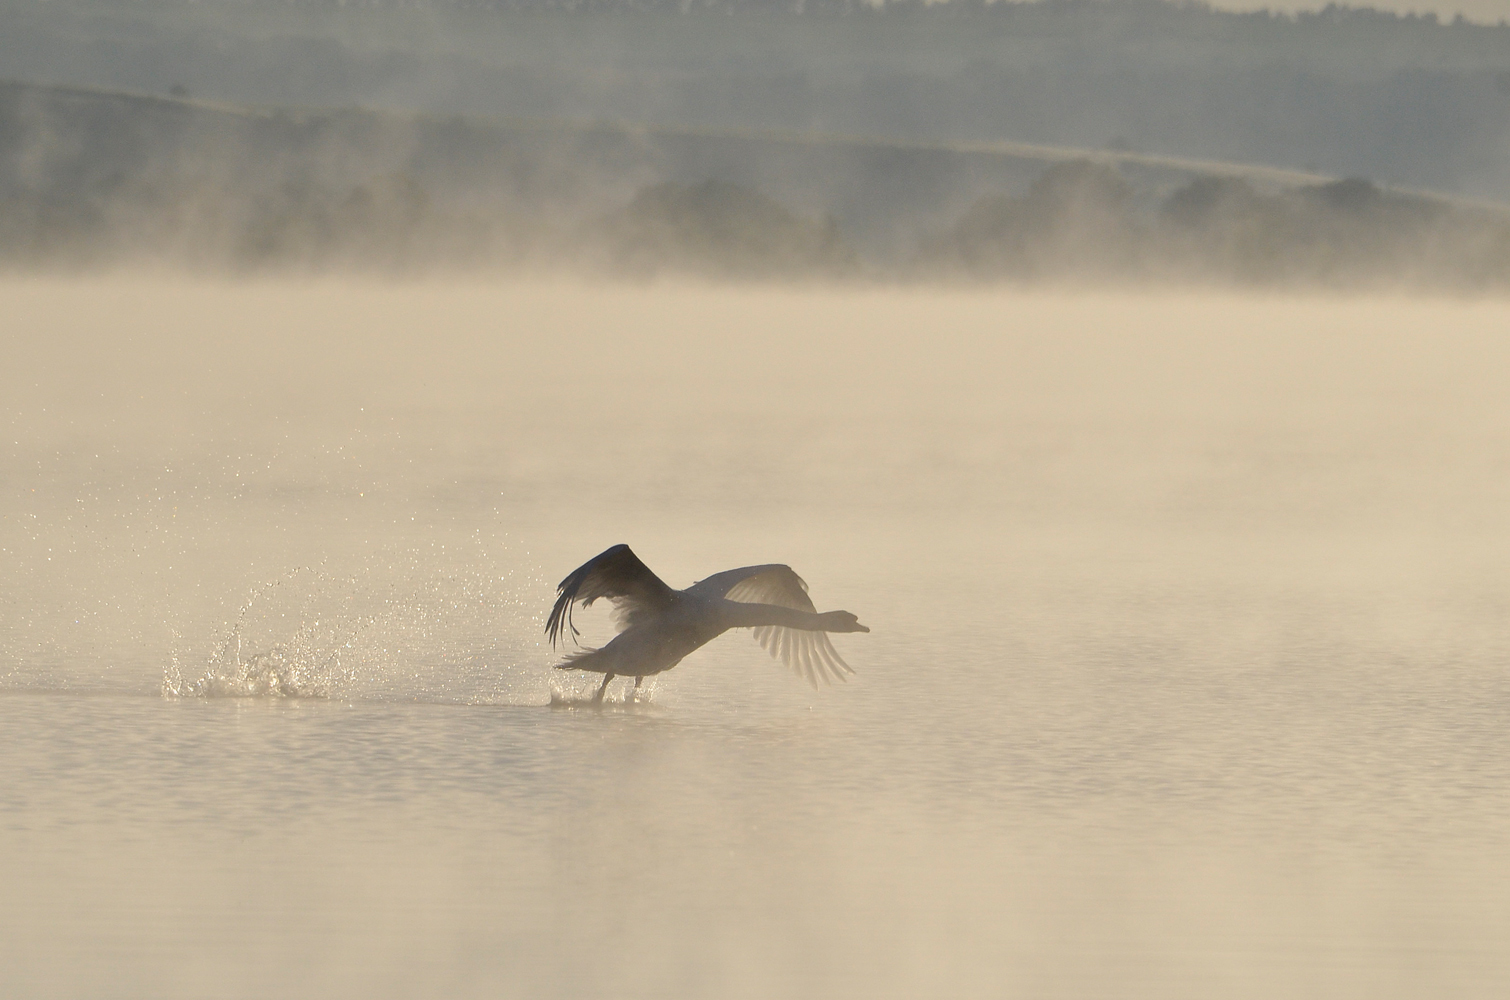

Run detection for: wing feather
[[691, 563, 855, 686], [545, 544, 676, 648], [688, 564, 810, 605], [799, 639, 817, 687]]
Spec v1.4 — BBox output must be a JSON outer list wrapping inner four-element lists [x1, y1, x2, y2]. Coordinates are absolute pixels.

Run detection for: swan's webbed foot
[[592, 672, 615, 704]]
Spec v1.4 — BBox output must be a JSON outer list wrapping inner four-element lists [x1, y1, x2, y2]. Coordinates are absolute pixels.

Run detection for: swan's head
[[821, 610, 870, 633]]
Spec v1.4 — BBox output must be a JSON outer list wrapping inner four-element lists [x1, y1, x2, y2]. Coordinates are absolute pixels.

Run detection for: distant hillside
[[924, 162, 1510, 287], [5, 0, 1510, 203], [0, 80, 885, 275], [3, 79, 1510, 286]]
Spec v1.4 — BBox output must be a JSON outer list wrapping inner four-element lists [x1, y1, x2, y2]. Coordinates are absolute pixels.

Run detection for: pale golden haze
[[4, 0, 1510, 994], [4, 280, 1509, 998]]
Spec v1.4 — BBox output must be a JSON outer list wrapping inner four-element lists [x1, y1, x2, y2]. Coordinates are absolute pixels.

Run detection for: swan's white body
[[547, 544, 869, 700]]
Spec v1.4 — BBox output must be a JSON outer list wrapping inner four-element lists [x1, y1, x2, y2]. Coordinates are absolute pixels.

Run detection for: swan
[[546, 544, 869, 702]]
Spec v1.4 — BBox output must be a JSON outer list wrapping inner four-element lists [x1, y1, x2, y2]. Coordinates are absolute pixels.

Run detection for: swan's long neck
[[718, 600, 833, 632]]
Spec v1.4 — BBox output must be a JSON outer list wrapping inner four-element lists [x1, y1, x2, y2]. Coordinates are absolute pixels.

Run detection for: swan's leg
[[593, 672, 615, 704], [632, 676, 643, 701]]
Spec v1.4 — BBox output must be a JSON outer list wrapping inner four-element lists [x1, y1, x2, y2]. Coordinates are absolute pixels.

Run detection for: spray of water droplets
[[163, 541, 552, 704]]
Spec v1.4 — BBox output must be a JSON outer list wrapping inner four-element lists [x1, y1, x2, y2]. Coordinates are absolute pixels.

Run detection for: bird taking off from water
[[546, 544, 869, 703]]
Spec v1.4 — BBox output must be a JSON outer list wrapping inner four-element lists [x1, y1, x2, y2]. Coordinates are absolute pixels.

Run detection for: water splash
[[163, 567, 361, 697], [547, 671, 661, 708], [164, 543, 548, 703]]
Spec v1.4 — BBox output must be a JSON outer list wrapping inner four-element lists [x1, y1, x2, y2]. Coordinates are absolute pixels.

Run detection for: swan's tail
[[553, 646, 609, 673]]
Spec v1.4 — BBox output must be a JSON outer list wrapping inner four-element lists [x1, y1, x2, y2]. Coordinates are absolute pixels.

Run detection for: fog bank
[[4, 81, 1510, 288]]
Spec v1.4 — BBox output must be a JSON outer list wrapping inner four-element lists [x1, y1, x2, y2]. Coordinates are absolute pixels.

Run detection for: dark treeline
[[4, 81, 1508, 288], [245, 0, 1500, 27]]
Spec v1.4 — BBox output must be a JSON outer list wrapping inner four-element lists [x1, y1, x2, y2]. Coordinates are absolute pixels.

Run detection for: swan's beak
[[854, 622, 871, 633]]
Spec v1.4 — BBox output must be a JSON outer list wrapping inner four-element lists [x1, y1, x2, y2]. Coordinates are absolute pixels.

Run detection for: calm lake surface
[[3, 282, 1508, 999]]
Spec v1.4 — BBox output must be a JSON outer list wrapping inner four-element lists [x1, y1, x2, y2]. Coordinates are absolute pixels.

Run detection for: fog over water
[[5, 0, 1510, 995], [3, 282, 1509, 998], [9, 0, 1510, 285]]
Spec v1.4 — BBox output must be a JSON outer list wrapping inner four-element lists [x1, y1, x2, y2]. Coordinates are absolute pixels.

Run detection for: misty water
[[3, 282, 1508, 999]]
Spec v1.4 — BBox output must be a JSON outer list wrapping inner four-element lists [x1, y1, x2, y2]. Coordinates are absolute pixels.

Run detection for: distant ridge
[[5, 77, 1510, 286], [9, 0, 1510, 201], [22, 79, 1508, 216]]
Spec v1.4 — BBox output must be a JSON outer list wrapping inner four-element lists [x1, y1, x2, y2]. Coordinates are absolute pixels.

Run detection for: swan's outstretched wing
[[546, 544, 676, 648], [690, 564, 855, 687]]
